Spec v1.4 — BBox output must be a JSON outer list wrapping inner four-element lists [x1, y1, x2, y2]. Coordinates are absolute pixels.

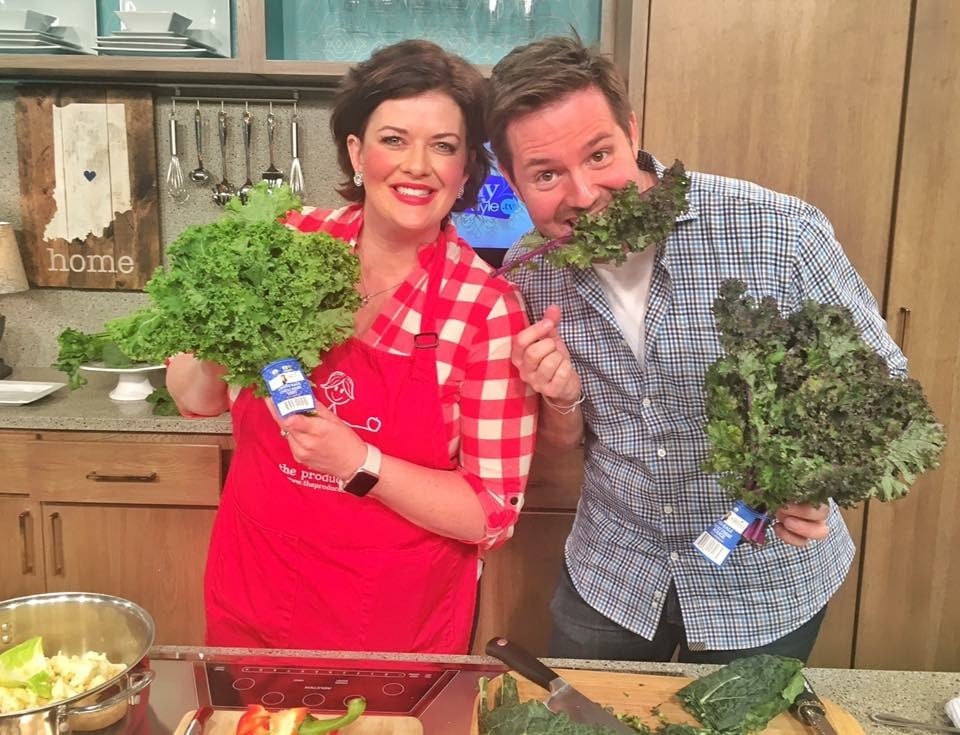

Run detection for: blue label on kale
[[261, 358, 317, 418]]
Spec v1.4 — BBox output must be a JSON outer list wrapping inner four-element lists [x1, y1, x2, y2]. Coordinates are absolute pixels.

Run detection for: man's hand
[[774, 503, 830, 547], [511, 304, 581, 404]]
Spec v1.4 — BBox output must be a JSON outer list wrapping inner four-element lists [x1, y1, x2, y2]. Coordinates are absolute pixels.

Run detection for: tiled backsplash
[[0, 86, 344, 369]]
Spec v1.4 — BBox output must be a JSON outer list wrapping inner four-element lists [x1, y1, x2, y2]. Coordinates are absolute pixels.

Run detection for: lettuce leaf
[[0, 636, 52, 698]]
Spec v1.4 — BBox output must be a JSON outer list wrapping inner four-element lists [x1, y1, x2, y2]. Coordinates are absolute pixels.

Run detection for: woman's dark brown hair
[[487, 35, 633, 181], [331, 39, 490, 212]]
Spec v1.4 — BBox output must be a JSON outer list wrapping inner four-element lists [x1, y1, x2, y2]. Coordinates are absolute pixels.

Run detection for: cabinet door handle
[[50, 512, 64, 576], [18, 511, 34, 575], [896, 306, 911, 352], [85, 471, 158, 483]]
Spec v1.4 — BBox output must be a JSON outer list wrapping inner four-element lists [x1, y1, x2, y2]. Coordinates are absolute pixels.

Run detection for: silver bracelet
[[542, 391, 585, 415]]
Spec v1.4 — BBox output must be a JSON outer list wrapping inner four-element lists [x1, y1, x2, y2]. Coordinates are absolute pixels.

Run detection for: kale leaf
[[478, 675, 649, 735], [494, 161, 689, 276], [703, 279, 945, 510], [102, 183, 360, 395], [53, 329, 136, 389], [676, 655, 805, 735]]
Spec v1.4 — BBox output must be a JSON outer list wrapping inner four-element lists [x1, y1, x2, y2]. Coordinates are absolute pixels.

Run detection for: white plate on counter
[[0, 380, 66, 405]]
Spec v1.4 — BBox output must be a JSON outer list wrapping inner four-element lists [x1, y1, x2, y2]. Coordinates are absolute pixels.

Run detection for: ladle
[[189, 101, 212, 184]]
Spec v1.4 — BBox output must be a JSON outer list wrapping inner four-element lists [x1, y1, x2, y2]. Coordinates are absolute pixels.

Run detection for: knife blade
[[790, 677, 837, 735], [485, 637, 635, 734], [184, 705, 214, 735]]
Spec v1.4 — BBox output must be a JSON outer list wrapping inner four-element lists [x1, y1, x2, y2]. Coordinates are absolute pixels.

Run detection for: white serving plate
[[100, 34, 216, 51], [0, 380, 66, 405], [93, 46, 219, 57], [0, 31, 87, 48], [0, 45, 85, 54]]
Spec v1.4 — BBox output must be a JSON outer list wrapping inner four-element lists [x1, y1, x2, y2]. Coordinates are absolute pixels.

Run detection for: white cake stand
[[79, 363, 166, 401]]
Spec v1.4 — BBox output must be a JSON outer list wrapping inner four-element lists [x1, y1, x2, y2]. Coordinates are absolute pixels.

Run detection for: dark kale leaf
[[477, 675, 649, 735], [495, 161, 689, 275], [676, 655, 805, 735], [703, 279, 945, 510]]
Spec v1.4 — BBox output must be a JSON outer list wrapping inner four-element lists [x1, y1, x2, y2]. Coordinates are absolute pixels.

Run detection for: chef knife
[[790, 677, 837, 735], [183, 705, 214, 735], [485, 637, 635, 734]]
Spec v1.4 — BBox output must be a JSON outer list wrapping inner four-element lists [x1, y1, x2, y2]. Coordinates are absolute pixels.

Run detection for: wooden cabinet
[[0, 432, 224, 646], [41, 503, 216, 645], [0, 496, 45, 601], [472, 444, 582, 655], [631, 0, 916, 670], [853, 0, 960, 672]]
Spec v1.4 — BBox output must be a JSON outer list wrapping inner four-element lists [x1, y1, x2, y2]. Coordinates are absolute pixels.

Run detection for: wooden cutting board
[[471, 669, 865, 735], [173, 708, 422, 735]]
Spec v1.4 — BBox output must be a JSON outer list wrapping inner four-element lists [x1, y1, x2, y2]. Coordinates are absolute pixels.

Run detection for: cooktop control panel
[[199, 661, 459, 716]]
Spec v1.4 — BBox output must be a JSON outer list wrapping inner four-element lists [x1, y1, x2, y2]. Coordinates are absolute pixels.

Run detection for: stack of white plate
[[0, 10, 92, 55], [94, 31, 224, 58], [95, 11, 224, 58]]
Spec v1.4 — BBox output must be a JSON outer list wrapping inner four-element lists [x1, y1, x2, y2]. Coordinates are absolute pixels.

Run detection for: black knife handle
[[485, 637, 560, 691], [790, 676, 827, 719]]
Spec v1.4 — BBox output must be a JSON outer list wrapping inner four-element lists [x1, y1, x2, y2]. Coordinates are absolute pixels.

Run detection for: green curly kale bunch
[[58, 183, 360, 396], [703, 280, 945, 513], [493, 160, 689, 276]]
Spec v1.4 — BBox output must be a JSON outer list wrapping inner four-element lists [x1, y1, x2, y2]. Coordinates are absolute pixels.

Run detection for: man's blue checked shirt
[[505, 152, 907, 650]]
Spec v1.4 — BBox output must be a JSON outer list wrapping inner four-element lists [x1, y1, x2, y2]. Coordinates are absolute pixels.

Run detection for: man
[[488, 36, 906, 664]]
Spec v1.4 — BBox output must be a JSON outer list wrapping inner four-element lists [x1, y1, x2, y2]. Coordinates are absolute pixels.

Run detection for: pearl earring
[[457, 183, 465, 199], [353, 171, 363, 188]]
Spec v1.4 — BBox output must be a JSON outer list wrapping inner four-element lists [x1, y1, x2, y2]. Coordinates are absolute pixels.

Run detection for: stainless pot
[[0, 592, 156, 735]]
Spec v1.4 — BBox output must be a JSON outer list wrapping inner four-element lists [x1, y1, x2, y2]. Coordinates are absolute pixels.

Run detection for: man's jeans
[[549, 565, 827, 664]]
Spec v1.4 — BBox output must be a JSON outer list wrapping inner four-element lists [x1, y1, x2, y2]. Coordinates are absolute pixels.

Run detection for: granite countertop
[[0, 367, 230, 434], [151, 646, 960, 735]]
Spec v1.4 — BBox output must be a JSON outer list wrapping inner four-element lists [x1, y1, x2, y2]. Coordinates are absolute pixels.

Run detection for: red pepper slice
[[236, 705, 270, 735]]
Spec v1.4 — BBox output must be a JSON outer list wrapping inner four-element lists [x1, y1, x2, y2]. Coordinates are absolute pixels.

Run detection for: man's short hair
[[487, 35, 633, 180]]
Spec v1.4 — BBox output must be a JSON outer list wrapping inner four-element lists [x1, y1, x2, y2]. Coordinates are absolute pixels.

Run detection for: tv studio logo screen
[[452, 167, 532, 268]]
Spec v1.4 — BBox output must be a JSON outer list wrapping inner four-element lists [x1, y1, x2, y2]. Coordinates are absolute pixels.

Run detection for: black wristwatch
[[341, 443, 382, 497]]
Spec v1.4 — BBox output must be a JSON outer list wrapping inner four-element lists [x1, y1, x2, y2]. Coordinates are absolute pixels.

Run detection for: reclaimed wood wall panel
[[15, 87, 159, 290]]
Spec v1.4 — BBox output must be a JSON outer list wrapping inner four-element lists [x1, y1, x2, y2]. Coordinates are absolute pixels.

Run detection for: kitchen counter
[[0, 367, 230, 433], [147, 646, 960, 735]]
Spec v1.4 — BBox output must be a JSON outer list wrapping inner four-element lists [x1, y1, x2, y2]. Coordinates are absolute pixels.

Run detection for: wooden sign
[[15, 88, 160, 290]]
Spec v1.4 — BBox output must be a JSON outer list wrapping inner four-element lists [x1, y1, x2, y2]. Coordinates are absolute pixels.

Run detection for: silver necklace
[[359, 272, 404, 305]]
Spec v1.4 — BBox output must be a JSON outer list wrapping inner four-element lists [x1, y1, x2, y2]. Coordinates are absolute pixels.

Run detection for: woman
[[166, 40, 538, 654]]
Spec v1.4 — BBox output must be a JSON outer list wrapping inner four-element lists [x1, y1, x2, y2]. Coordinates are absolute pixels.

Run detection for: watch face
[[344, 470, 379, 497]]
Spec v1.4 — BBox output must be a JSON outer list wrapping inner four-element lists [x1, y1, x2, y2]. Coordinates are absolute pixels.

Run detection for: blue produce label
[[694, 501, 766, 566], [261, 358, 317, 418]]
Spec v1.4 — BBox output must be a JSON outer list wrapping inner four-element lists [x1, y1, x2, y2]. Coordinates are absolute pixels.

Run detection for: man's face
[[503, 86, 644, 240]]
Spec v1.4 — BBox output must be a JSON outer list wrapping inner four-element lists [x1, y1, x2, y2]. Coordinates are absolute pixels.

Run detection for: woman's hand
[[774, 503, 830, 547], [269, 402, 368, 480]]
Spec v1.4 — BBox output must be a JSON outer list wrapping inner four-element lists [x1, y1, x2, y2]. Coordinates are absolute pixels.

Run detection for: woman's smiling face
[[348, 90, 469, 245]]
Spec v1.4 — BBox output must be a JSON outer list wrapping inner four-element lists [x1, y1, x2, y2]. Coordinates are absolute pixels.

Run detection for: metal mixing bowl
[[0, 592, 156, 735]]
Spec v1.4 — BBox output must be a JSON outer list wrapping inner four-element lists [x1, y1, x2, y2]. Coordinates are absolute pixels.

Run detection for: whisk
[[289, 102, 304, 197], [166, 101, 189, 203]]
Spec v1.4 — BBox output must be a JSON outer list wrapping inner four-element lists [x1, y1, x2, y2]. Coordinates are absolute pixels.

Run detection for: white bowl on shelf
[[115, 11, 192, 35], [0, 9, 56, 32]]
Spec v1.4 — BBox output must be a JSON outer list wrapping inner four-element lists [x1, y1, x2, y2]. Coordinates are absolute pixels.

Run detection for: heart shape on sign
[[83, 170, 96, 181]]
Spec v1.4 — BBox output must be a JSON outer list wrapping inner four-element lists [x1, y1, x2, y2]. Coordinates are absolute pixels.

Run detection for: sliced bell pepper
[[270, 707, 308, 735], [297, 697, 366, 735], [236, 704, 271, 735]]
